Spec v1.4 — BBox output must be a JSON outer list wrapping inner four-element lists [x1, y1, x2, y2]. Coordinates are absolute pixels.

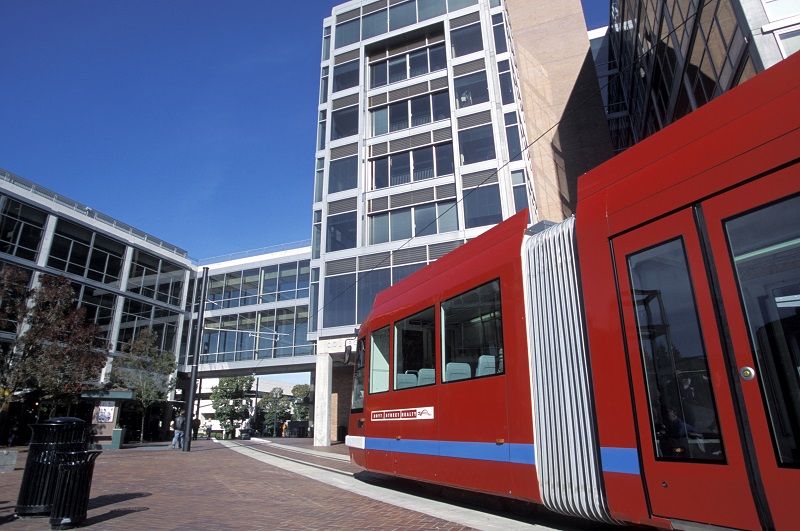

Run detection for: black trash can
[[49, 450, 102, 529], [240, 428, 251, 440], [16, 418, 88, 516]]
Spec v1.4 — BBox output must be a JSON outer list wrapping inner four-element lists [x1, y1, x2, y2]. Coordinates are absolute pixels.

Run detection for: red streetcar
[[346, 52, 800, 529]]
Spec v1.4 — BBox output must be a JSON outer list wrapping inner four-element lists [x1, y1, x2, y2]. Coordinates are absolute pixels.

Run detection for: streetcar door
[[613, 210, 761, 529], [701, 165, 800, 531]]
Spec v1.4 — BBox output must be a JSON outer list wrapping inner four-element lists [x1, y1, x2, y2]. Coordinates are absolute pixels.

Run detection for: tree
[[291, 384, 310, 421], [109, 328, 176, 442], [0, 268, 105, 416], [259, 387, 292, 437], [0, 265, 33, 413], [210, 376, 253, 438]]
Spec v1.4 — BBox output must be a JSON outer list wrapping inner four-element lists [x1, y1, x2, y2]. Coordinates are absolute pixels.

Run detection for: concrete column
[[34, 214, 58, 270], [172, 269, 192, 367], [100, 245, 134, 383], [313, 353, 333, 447]]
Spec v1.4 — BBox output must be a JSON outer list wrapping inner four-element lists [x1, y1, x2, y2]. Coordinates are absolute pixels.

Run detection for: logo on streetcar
[[371, 407, 435, 421]]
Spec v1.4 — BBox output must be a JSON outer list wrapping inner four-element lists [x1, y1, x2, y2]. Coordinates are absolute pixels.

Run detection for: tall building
[[310, 0, 611, 444], [606, 0, 800, 150]]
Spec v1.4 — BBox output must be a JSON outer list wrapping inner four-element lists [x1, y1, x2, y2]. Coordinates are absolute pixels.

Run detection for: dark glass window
[[409, 49, 428, 77], [335, 19, 360, 48], [393, 263, 425, 283], [429, 43, 447, 71], [389, 56, 407, 83], [463, 184, 502, 228], [395, 307, 436, 389], [372, 106, 388, 136], [357, 268, 391, 322], [442, 280, 504, 382], [451, 23, 483, 57], [326, 212, 357, 252], [370, 62, 387, 88], [492, 18, 508, 54], [458, 124, 495, 164], [390, 208, 412, 240], [419, 0, 446, 20], [412, 146, 434, 181], [506, 124, 522, 162], [414, 203, 437, 237], [389, 0, 416, 31], [410, 96, 431, 127], [389, 100, 409, 131], [454, 71, 490, 108], [332, 60, 359, 92], [362, 9, 387, 39], [628, 238, 724, 461], [328, 156, 358, 193], [370, 212, 390, 244], [726, 195, 800, 466], [331, 106, 359, 140], [499, 72, 513, 104], [374, 157, 389, 189], [390, 151, 410, 186], [435, 143, 454, 175], [431, 91, 451, 120], [323, 273, 356, 328]]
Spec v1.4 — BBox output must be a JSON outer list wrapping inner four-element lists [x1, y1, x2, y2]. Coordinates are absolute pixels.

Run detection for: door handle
[[739, 366, 756, 381]]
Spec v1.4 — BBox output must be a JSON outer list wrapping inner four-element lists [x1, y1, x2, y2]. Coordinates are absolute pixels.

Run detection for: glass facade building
[[312, 0, 536, 344], [0, 168, 193, 369], [606, 0, 799, 150]]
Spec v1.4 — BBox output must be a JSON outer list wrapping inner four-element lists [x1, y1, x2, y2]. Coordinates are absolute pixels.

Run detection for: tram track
[[225, 439, 357, 477]]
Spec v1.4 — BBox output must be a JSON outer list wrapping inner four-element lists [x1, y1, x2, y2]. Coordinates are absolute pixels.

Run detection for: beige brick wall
[[506, 0, 613, 220]]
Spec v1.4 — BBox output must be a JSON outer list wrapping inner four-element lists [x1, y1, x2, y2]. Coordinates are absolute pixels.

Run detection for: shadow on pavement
[[82, 506, 149, 526], [89, 492, 151, 510]]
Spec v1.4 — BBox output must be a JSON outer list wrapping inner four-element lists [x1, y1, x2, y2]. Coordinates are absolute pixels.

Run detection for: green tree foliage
[[258, 387, 291, 436], [0, 267, 104, 414], [210, 376, 253, 438], [110, 328, 176, 442], [291, 384, 310, 421]]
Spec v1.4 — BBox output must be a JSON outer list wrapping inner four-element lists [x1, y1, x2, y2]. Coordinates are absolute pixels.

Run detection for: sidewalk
[[0, 440, 473, 530]]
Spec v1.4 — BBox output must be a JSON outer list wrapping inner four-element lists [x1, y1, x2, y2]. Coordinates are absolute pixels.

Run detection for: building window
[[442, 279, 504, 382], [335, 19, 360, 49], [492, 13, 508, 54], [449, 0, 478, 11], [371, 141, 454, 190], [369, 199, 459, 244], [320, 67, 329, 104], [369, 42, 447, 88], [454, 70, 490, 108], [328, 155, 358, 193], [312, 210, 322, 259], [450, 23, 483, 57], [0, 196, 46, 261], [419, 0, 446, 20], [317, 110, 327, 150], [389, 0, 417, 31], [362, 9, 387, 39], [314, 158, 324, 203], [463, 184, 502, 228], [369, 326, 390, 393], [357, 268, 391, 322], [331, 106, 359, 140], [332, 59, 359, 92], [395, 307, 436, 389], [511, 169, 528, 213], [370, 90, 449, 137], [458, 124, 495, 164], [323, 273, 356, 328], [498, 59, 513, 105], [322, 27, 331, 61], [326, 211, 357, 252], [504, 112, 522, 162]]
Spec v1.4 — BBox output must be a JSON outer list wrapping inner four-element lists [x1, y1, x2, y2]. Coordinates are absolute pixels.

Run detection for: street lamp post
[[183, 266, 209, 452], [252, 373, 259, 435]]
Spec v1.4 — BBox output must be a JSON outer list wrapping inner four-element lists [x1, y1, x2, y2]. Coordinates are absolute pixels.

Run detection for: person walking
[[191, 417, 201, 440], [171, 412, 186, 449]]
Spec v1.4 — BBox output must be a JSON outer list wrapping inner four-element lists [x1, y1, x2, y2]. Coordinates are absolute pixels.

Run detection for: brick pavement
[[0, 440, 472, 530]]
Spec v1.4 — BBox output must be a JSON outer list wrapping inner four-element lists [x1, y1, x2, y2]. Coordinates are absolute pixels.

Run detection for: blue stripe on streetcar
[[364, 437, 640, 475], [600, 447, 641, 475]]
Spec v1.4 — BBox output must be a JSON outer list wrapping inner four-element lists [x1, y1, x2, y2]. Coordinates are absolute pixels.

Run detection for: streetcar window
[[351, 338, 365, 410], [726, 194, 800, 466], [628, 238, 725, 462], [441, 279, 504, 382], [369, 326, 391, 394], [394, 307, 435, 390]]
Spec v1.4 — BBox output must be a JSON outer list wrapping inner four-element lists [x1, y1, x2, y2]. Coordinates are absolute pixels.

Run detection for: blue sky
[[0, 1, 608, 260]]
